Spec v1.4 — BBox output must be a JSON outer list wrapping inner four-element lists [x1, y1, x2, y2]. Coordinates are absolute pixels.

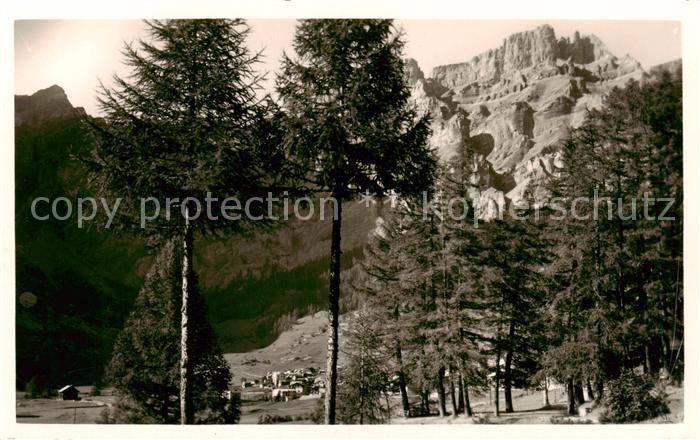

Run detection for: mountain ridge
[[429, 25, 617, 88], [404, 24, 664, 219], [15, 84, 87, 128]]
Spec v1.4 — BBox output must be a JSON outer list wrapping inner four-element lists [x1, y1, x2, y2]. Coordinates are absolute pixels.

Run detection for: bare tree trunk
[[574, 381, 585, 406], [639, 277, 652, 375], [422, 390, 430, 416], [503, 349, 513, 413], [566, 379, 576, 415], [542, 377, 550, 406], [359, 349, 365, 425], [461, 375, 472, 416], [449, 371, 458, 417], [324, 186, 343, 425], [494, 349, 501, 417], [162, 392, 170, 422], [179, 209, 194, 425], [437, 368, 447, 417], [384, 392, 392, 423], [595, 379, 604, 403], [457, 373, 465, 413], [661, 335, 671, 372], [504, 321, 515, 413], [396, 341, 410, 417], [644, 344, 652, 375], [586, 380, 594, 401]]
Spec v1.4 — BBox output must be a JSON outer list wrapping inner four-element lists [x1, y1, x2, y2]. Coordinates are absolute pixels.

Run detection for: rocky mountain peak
[[404, 58, 425, 84], [407, 24, 649, 219], [501, 24, 558, 74], [430, 25, 615, 90], [35, 84, 68, 99], [15, 85, 86, 127], [557, 30, 611, 64]]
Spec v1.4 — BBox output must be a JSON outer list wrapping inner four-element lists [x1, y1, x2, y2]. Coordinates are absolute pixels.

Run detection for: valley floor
[[14, 384, 682, 424], [16, 387, 115, 424], [15, 311, 683, 425]]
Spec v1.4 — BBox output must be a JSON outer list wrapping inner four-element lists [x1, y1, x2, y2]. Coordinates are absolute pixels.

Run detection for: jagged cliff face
[[406, 24, 646, 218]]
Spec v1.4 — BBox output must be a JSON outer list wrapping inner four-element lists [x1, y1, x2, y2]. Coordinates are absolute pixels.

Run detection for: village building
[[241, 387, 272, 402], [238, 367, 328, 401], [271, 388, 298, 402], [58, 385, 80, 401]]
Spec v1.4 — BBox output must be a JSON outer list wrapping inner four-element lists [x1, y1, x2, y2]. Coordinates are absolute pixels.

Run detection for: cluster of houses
[[239, 367, 325, 402]]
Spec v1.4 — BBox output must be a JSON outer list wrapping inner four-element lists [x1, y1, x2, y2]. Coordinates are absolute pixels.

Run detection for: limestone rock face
[[406, 24, 649, 217], [501, 25, 559, 74]]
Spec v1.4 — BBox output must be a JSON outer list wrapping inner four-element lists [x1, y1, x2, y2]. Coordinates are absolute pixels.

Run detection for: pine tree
[[474, 201, 552, 415], [360, 214, 414, 417], [439, 154, 487, 416], [336, 307, 392, 424], [358, 156, 487, 419], [541, 124, 622, 408], [540, 73, 683, 408], [86, 19, 284, 423], [277, 19, 435, 423], [108, 240, 239, 424]]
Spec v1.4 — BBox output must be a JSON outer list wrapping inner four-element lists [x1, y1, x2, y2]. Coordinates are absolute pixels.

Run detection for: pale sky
[[15, 19, 681, 115]]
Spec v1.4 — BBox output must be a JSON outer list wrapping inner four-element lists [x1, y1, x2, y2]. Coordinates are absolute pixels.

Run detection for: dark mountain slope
[[14, 86, 377, 387], [15, 96, 148, 388]]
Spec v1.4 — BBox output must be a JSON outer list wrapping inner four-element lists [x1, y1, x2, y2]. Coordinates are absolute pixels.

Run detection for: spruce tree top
[[87, 19, 285, 236], [277, 19, 436, 199]]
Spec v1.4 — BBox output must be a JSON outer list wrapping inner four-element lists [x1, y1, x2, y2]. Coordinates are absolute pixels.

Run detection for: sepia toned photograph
[[3, 2, 696, 438]]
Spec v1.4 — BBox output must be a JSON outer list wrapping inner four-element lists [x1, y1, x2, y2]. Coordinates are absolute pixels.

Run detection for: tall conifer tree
[[88, 19, 284, 423], [277, 19, 435, 423], [108, 240, 239, 423]]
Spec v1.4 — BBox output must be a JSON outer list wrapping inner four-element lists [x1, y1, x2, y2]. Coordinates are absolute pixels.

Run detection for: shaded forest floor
[[393, 384, 683, 425], [394, 388, 577, 424]]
